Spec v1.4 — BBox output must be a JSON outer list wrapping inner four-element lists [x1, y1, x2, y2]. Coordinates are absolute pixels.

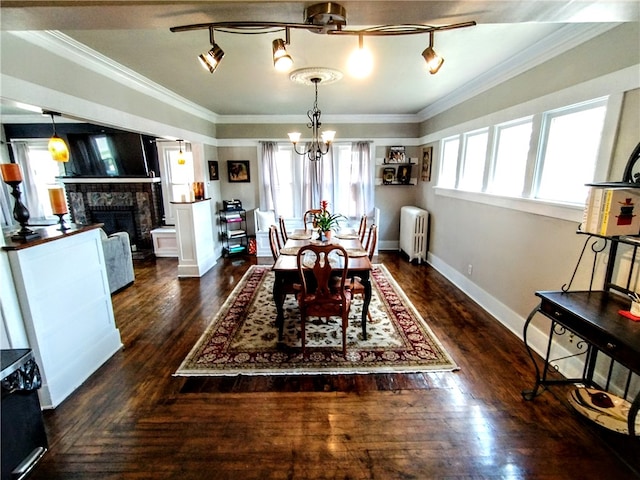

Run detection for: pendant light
[[44, 111, 69, 162], [177, 139, 186, 165]]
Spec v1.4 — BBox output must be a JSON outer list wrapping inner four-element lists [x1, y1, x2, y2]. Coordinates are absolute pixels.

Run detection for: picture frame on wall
[[421, 146, 432, 182], [208, 161, 219, 181], [387, 146, 406, 163], [397, 164, 412, 184], [227, 160, 250, 183], [383, 167, 395, 184]]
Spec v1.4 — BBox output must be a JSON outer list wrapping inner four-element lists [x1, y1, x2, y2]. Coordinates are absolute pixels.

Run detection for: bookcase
[[219, 209, 247, 256]]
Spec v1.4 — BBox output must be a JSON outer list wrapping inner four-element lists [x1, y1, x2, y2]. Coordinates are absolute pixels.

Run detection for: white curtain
[[350, 141, 374, 217], [259, 141, 278, 214], [12, 141, 47, 220], [260, 141, 373, 222], [0, 168, 13, 227]]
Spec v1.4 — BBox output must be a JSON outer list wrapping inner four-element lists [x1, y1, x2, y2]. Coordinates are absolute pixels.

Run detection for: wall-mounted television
[[65, 132, 159, 177], [3, 123, 160, 178]]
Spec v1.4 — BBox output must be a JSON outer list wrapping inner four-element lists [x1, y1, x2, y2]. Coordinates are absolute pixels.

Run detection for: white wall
[[415, 23, 640, 383]]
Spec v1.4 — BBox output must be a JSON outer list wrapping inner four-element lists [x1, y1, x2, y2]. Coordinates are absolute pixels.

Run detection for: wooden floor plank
[[28, 252, 639, 479]]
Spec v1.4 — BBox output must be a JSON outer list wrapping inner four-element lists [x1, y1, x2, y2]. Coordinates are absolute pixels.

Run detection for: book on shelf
[[228, 245, 245, 253], [228, 229, 245, 237], [225, 213, 242, 222], [581, 186, 640, 236]]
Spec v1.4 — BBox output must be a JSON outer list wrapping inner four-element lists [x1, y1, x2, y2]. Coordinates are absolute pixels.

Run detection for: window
[[6, 141, 66, 221], [261, 142, 373, 221], [270, 145, 300, 219], [535, 99, 607, 204], [458, 129, 489, 192], [436, 97, 610, 208], [439, 137, 460, 188], [488, 118, 533, 197], [165, 147, 194, 202]]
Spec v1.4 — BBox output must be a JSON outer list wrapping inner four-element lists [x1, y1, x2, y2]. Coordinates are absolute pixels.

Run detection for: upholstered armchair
[[100, 229, 135, 294]]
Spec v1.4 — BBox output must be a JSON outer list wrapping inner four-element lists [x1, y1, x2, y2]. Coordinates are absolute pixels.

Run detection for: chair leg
[[342, 313, 348, 357], [301, 311, 306, 357]]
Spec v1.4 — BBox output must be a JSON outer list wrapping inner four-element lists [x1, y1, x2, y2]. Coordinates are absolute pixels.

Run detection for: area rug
[[175, 264, 458, 376]]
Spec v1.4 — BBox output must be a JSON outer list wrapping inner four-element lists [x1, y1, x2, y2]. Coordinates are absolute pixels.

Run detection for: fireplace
[[90, 207, 137, 242], [62, 178, 164, 250]]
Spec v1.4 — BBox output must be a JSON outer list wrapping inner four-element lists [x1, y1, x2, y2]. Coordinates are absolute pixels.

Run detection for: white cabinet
[[5, 225, 122, 408], [173, 199, 216, 277]]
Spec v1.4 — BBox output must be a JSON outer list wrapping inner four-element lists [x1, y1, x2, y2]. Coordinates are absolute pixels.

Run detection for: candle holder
[[4, 180, 40, 241], [54, 213, 70, 232]]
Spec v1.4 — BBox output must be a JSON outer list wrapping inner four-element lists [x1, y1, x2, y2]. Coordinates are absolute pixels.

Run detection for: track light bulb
[[422, 46, 444, 74], [272, 39, 293, 72], [347, 36, 373, 78], [198, 44, 225, 73], [422, 32, 444, 74]]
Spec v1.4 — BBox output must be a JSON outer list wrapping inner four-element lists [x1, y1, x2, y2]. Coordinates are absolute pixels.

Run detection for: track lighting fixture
[[422, 31, 444, 74], [43, 110, 69, 162], [171, 2, 475, 76], [198, 27, 225, 74]]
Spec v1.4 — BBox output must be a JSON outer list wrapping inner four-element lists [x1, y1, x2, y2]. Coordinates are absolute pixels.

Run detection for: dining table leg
[[359, 270, 371, 340], [272, 271, 286, 341]]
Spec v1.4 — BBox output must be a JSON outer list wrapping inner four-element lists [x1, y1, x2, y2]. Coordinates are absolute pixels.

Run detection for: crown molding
[[11, 31, 220, 125], [215, 113, 420, 124], [417, 23, 621, 121], [9, 24, 622, 128]]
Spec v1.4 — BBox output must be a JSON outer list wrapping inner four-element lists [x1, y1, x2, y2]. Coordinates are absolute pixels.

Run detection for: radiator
[[399, 206, 428, 264]]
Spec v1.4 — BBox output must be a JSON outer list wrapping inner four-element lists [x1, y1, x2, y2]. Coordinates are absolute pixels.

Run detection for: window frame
[[434, 93, 623, 222]]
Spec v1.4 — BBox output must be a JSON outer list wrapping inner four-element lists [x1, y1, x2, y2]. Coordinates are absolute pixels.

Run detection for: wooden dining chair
[[296, 243, 352, 357], [358, 214, 367, 244], [303, 209, 322, 233], [278, 216, 288, 244], [268, 225, 282, 261], [349, 224, 377, 322]]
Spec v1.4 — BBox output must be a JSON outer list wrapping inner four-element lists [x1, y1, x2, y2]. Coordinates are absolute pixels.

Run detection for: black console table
[[522, 160, 640, 438], [522, 289, 640, 436]]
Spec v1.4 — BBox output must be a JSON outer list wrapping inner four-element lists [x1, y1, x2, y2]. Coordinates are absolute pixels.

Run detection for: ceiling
[[1, 1, 638, 123]]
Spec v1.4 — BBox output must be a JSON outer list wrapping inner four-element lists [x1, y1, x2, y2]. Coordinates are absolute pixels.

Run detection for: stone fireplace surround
[[62, 177, 163, 250]]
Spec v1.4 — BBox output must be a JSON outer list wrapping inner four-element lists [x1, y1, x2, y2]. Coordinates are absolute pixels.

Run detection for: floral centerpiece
[[314, 200, 345, 240]]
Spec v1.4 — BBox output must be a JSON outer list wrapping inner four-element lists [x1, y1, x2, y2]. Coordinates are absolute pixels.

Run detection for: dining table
[[272, 229, 373, 342]]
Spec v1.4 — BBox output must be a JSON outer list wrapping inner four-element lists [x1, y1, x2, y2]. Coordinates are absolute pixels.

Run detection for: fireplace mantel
[[60, 177, 161, 184]]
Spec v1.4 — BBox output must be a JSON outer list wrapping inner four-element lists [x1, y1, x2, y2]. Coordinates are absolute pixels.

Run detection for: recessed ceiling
[[1, 1, 638, 121]]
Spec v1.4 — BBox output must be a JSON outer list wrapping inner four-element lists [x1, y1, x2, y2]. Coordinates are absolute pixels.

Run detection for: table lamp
[[0, 163, 40, 241]]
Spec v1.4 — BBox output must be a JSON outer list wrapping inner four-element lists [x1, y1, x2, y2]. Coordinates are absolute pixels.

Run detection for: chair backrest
[[278, 215, 288, 243], [358, 215, 367, 243], [268, 225, 281, 261], [303, 209, 322, 232], [297, 243, 349, 302], [364, 224, 378, 260]]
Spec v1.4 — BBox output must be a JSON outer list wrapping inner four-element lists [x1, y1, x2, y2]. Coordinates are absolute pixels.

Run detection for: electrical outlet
[[467, 264, 473, 275]]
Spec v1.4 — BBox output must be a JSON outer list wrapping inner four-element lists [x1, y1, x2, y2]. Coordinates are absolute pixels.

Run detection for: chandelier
[[170, 2, 476, 76], [287, 76, 335, 162]]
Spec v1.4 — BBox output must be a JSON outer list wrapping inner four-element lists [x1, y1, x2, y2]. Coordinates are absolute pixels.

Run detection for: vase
[[323, 230, 333, 241]]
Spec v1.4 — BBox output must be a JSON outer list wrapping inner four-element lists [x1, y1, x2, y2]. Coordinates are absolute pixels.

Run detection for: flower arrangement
[[314, 200, 345, 232]]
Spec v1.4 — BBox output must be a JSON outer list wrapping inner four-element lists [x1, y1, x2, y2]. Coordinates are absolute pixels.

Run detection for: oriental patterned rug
[[175, 264, 458, 376]]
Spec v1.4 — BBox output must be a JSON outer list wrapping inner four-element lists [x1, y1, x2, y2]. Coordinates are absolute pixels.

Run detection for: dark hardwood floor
[[30, 252, 639, 479]]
